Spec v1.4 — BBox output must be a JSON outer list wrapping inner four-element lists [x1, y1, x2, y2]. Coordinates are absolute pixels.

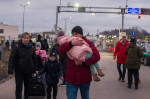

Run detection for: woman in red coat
[[113, 36, 129, 82]]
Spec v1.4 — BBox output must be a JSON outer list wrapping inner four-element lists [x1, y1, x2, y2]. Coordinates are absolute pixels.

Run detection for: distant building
[[0, 23, 19, 42]]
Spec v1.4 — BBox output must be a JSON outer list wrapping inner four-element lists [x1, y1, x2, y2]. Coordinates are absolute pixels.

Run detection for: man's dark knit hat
[[71, 26, 83, 35], [130, 38, 136, 42]]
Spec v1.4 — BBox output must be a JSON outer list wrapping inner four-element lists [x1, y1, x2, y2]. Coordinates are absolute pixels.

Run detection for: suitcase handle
[[32, 74, 40, 79]]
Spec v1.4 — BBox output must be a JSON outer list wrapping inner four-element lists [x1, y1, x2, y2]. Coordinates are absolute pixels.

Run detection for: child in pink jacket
[[56, 31, 104, 81]]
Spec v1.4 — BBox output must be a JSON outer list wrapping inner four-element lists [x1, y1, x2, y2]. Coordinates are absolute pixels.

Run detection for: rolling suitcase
[[29, 75, 46, 96]]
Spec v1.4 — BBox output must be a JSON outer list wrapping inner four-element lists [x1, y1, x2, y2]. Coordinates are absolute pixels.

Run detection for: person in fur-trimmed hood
[[125, 38, 143, 89]]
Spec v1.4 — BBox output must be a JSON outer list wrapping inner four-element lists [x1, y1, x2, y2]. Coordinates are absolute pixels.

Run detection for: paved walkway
[[0, 52, 150, 99]]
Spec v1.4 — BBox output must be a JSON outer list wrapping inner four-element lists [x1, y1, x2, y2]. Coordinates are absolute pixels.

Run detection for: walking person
[[53, 30, 67, 86], [37, 34, 44, 50], [8, 32, 37, 99], [58, 26, 100, 99], [56, 30, 104, 82], [35, 42, 46, 83], [113, 36, 129, 82], [37, 50, 63, 99], [5, 40, 10, 50], [43, 39, 49, 53], [29, 35, 36, 48], [11, 40, 17, 49], [0, 43, 2, 61], [125, 38, 143, 89]]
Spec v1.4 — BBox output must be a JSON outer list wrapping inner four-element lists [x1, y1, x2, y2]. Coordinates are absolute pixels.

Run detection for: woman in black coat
[[8, 32, 37, 99]]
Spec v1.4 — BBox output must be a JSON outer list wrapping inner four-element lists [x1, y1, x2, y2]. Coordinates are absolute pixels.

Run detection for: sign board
[[128, 8, 140, 14], [119, 32, 126, 40], [141, 8, 150, 15], [132, 32, 135, 35], [78, 7, 85, 12]]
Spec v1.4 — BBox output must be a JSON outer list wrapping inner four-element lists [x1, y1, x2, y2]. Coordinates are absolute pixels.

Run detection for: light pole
[[63, 17, 71, 34], [60, 0, 62, 6], [55, 3, 79, 33], [125, 0, 128, 9], [121, 0, 128, 32], [56, 6, 59, 32], [121, 8, 125, 32], [20, 1, 30, 33]]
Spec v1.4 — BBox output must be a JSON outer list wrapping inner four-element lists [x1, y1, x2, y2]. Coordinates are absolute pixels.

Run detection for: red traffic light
[[138, 14, 141, 19]]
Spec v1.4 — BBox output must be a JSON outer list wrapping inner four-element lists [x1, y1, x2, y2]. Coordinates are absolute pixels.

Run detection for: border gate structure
[[55, 6, 150, 33]]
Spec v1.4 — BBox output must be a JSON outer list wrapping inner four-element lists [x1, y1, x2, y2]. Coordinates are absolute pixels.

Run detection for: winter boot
[[122, 78, 125, 82], [138, 78, 141, 84], [97, 68, 105, 77], [53, 95, 56, 99], [127, 84, 131, 89], [118, 76, 122, 81], [135, 84, 138, 89], [92, 73, 101, 82]]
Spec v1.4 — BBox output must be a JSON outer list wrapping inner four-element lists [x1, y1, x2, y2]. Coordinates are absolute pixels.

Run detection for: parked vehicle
[[140, 43, 150, 66]]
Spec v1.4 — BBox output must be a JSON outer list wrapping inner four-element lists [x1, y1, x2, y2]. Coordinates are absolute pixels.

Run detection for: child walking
[[35, 42, 46, 83], [37, 50, 63, 99]]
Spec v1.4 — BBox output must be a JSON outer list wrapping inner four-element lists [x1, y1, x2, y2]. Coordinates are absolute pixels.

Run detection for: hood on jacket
[[118, 40, 129, 45], [129, 42, 136, 48], [44, 39, 47, 42]]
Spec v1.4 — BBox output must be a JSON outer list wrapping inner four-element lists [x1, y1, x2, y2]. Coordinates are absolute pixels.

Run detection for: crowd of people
[[7, 25, 143, 99]]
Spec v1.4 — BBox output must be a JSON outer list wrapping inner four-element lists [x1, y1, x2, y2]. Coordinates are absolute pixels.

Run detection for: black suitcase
[[29, 76, 46, 96]]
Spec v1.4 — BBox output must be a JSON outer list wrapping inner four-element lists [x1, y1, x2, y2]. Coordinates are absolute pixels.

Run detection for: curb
[[0, 75, 9, 84]]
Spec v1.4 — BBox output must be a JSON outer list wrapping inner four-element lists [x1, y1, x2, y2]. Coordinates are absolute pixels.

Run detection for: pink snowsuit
[[57, 36, 92, 65]]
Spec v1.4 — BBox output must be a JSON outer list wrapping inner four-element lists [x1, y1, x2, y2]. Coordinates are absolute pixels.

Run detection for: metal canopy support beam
[[121, 8, 125, 32], [55, 6, 127, 32], [58, 6, 128, 14]]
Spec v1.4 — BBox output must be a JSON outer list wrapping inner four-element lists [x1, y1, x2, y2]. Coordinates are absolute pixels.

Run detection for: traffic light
[[138, 13, 141, 19]]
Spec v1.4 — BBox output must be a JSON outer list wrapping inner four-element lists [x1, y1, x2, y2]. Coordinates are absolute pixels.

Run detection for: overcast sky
[[0, 0, 150, 35]]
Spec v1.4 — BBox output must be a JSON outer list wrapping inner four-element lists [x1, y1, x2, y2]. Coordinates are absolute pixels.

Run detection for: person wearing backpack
[[37, 50, 63, 99], [8, 32, 37, 99], [125, 38, 143, 89]]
